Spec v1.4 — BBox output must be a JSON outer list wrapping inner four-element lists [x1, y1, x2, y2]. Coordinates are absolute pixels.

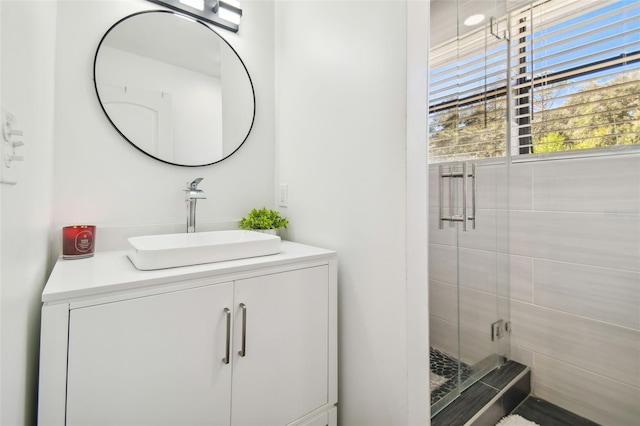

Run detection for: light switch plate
[[0, 139, 17, 185], [1, 108, 19, 185], [278, 184, 288, 207]]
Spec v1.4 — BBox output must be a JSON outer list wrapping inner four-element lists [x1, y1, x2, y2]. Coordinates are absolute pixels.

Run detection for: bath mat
[[495, 414, 540, 426]]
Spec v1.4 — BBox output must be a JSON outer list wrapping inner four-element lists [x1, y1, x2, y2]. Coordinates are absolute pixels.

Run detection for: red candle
[[62, 225, 96, 259]]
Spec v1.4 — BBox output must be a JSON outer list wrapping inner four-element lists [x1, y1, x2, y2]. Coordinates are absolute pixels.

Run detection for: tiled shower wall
[[429, 153, 640, 425], [507, 153, 639, 426]]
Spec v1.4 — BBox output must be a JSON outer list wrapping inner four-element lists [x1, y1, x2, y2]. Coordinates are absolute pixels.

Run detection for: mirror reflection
[[94, 11, 255, 166]]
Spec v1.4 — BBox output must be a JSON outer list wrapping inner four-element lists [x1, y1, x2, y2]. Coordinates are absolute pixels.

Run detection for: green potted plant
[[239, 207, 289, 235]]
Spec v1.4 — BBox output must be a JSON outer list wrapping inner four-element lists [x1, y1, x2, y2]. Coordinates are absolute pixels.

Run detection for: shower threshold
[[431, 358, 601, 426], [430, 348, 507, 416], [431, 359, 530, 426]]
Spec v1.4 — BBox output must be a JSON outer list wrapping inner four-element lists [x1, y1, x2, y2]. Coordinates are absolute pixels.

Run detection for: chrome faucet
[[185, 178, 206, 233]]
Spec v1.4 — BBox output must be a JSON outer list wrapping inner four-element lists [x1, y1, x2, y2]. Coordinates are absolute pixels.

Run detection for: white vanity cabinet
[[38, 241, 337, 426], [66, 282, 235, 425]]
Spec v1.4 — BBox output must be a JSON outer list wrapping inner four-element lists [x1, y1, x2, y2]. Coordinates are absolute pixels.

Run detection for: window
[[429, 21, 508, 163], [428, 0, 640, 163], [512, 0, 640, 155]]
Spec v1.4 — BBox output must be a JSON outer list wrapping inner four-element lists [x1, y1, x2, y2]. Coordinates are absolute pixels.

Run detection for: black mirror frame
[[93, 10, 256, 167]]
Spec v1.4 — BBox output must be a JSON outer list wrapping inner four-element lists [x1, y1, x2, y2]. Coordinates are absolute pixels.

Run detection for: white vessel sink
[[127, 230, 281, 270]]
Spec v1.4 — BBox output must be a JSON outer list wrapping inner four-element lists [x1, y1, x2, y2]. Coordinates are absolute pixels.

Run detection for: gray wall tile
[[459, 325, 496, 367], [430, 316, 458, 357], [459, 288, 499, 336], [429, 154, 639, 426], [429, 207, 456, 246], [511, 301, 640, 387], [512, 255, 534, 303], [459, 247, 499, 294], [509, 162, 534, 211], [533, 154, 640, 213], [510, 210, 640, 272], [430, 280, 457, 324], [534, 259, 640, 329], [429, 243, 456, 285], [533, 353, 640, 426]]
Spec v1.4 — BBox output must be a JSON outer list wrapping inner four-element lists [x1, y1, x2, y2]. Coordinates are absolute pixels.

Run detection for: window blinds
[[429, 23, 508, 163], [428, 0, 640, 163], [510, 0, 640, 155]]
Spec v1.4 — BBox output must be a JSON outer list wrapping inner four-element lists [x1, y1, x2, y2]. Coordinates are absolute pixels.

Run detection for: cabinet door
[[231, 266, 329, 425], [66, 283, 234, 426]]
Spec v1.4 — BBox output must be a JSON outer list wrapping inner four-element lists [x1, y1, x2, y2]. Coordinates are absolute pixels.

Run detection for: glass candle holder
[[62, 225, 96, 259]]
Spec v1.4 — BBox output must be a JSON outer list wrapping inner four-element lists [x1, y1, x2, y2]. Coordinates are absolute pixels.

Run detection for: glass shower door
[[430, 159, 510, 415], [452, 159, 510, 387], [428, 0, 511, 416]]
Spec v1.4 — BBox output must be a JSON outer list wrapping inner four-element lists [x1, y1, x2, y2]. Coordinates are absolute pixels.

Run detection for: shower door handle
[[463, 162, 477, 231], [438, 165, 445, 229], [470, 163, 476, 230], [462, 162, 468, 232], [438, 165, 459, 229], [438, 162, 477, 231]]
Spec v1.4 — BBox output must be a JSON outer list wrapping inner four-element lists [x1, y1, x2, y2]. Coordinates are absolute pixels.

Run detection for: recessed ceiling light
[[464, 14, 485, 26]]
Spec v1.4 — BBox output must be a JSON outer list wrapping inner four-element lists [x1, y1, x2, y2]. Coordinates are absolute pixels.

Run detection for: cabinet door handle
[[238, 303, 247, 357], [222, 308, 231, 364]]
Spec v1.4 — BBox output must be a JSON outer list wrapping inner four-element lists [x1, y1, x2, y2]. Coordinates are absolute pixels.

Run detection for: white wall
[[406, 1, 430, 422], [1, 0, 274, 423], [275, 1, 428, 424], [0, 4, 3, 420], [0, 2, 57, 425], [0, 3, 2, 418], [51, 0, 275, 256], [1, 1, 432, 424]]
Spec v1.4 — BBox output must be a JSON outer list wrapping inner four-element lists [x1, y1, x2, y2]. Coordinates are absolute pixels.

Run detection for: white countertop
[[42, 241, 336, 303]]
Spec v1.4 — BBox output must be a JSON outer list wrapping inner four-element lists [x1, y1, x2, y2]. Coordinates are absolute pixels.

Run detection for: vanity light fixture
[[146, 0, 242, 32], [217, 0, 242, 26], [179, 0, 205, 10], [463, 14, 485, 26]]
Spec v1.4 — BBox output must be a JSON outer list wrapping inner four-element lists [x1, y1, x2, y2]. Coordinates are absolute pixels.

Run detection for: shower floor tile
[[513, 397, 600, 426], [430, 347, 473, 406]]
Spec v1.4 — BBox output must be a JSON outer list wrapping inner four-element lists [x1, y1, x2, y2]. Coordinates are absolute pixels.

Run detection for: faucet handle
[[185, 178, 206, 200], [189, 177, 204, 190]]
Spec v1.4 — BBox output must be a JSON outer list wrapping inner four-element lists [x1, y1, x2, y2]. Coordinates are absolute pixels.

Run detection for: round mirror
[[93, 11, 255, 167]]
